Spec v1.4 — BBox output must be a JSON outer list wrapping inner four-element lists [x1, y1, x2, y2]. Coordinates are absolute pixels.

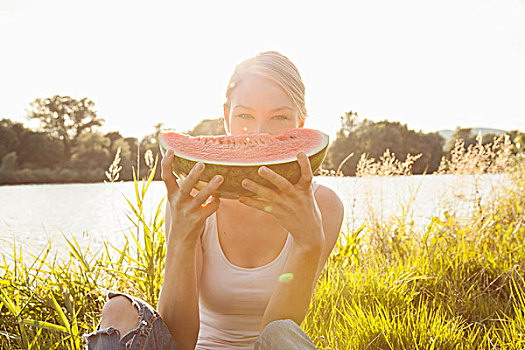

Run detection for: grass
[[307, 206, 525, 348], [1, 137, 524, 349]]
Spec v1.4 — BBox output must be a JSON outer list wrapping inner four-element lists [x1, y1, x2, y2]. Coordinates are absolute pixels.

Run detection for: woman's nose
[[255, 121, 272, 135]]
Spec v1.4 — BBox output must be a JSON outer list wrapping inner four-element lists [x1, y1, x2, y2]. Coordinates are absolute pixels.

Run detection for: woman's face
[[224, 74, 304, 136]]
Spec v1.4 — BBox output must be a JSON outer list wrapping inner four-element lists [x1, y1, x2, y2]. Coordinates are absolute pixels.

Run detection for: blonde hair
[[224, 51, 308, 122]]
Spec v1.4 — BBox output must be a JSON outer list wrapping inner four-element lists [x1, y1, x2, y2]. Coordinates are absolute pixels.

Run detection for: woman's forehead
[[230, 75, 294, 110]]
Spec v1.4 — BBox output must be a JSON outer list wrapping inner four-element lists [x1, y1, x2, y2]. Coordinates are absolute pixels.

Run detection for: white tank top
[[195, 182, 319, 349]]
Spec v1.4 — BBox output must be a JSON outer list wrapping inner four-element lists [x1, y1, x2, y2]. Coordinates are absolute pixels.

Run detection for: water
[[0, 174, 511, 265]]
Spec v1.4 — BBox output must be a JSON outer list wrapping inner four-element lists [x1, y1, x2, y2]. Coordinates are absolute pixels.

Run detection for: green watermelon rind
[[158, 130, 329, 199]]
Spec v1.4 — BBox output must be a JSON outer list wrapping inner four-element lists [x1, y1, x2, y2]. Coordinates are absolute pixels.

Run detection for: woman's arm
[[158, 245, 200, 349], [238, 153, 345, 333], [259, 236, 323, 333], [157, 206, 201, 350], [259, 186, 344, 332], [157, 151, 223, 350]]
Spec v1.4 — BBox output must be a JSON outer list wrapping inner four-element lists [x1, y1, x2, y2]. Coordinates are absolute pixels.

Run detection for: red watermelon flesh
[[158, 128, 329, 198], [160, 128, 327, 165]]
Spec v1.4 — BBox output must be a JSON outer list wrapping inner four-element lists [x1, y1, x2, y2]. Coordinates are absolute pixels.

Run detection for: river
[[0, 174, 511, 265]]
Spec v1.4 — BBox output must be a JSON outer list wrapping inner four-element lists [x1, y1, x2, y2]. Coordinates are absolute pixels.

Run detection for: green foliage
[[120, 157, 167, 307], [324, 113, 445, 176]]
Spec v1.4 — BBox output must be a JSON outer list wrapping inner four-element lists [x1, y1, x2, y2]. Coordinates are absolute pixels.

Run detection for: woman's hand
[[161, 149, 224, 247], [238, 152, 324, 251]]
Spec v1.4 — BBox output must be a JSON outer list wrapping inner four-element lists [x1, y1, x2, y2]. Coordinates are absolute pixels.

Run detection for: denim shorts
[[82, 291, 180, 350], [83, 291, 318, 350]]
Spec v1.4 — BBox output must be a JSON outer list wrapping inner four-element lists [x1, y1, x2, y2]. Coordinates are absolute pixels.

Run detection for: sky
[[0, 0, 524, 142]]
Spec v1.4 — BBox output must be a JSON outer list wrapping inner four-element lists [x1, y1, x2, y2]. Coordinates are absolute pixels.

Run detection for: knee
[[260, 319, 298, 337], [101, 295, 139, 321], [256, 319, 317, 349]]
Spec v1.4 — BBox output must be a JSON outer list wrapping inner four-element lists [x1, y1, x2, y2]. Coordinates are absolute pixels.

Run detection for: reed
[[0, 137, 523, 349]]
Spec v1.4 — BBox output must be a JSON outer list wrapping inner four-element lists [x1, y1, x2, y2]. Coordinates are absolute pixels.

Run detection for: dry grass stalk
[[318, 153, 354, 177], [317, 168, 341, 176], [356, 149, 422, 177], [437, 133, 513, 175], [105, 146, 122, 182], [145, 149, 154, 170], [336, 152, 354, 175]]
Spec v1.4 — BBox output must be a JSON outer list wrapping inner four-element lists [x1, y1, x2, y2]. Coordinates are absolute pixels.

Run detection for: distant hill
[[437, 127, 508, 146]]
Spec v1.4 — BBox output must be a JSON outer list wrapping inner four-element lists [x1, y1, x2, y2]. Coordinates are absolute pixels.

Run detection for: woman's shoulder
[[314, 184, 344, 212], [313, 184, 345, 256], [313, 183, 340, 199]]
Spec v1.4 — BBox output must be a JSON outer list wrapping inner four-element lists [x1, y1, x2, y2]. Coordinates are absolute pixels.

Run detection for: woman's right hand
[[161, 149, 223, 247]]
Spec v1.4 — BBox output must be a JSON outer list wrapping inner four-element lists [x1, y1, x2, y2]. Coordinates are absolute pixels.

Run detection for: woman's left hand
[[239, 152, 325, 251]]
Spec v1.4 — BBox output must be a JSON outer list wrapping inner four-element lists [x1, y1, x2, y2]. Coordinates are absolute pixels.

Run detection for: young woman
[[84, 51, 344, 350]]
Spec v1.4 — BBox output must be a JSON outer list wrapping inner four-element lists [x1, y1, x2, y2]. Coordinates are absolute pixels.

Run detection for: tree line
[[0, 96, 165, 184], [1, 95, 523, 184], [323, 111, 524, 176]]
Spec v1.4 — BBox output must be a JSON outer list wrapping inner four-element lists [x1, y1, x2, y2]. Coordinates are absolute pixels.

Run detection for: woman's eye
[[236, 114, 253, 119], [272, 115, 288, 120]]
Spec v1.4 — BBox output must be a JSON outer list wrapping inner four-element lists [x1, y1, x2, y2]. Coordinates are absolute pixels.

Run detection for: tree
[[105, 131, 124, 151], [140, 123, 164, 154], [138, 123, 165, 179], [17, 132, 64, 168], [445, 128, 475, 153], [186, 118, 226, 136], [507, 130, 525, 154], [444, 127, 508, 155], [0, 118, 63, 169], [70, 132, 111, 169], [337, 111, 359, 138], [27, 95, 104, 160], [110, 137, 133, 178], [324, 113, 445, 175], [0, 119, 21, 161]]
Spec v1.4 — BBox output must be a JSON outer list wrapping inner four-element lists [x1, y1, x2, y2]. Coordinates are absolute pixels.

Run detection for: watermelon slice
[[158, 128, 329, 199]]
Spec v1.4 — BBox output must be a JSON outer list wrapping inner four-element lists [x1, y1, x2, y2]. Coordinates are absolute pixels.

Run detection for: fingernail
[[213, 175, 223, 183], [260, 166, 268, 173], [196, 162, 204, 171]]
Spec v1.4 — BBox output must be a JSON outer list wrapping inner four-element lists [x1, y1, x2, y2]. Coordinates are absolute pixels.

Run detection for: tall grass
[[1, 137, 524, 349], [0, 155, 166, 349], [306, 134, 525, 349]]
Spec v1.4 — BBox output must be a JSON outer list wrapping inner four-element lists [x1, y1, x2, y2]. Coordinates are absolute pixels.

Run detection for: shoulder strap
[[312, 180, 320, 194]]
